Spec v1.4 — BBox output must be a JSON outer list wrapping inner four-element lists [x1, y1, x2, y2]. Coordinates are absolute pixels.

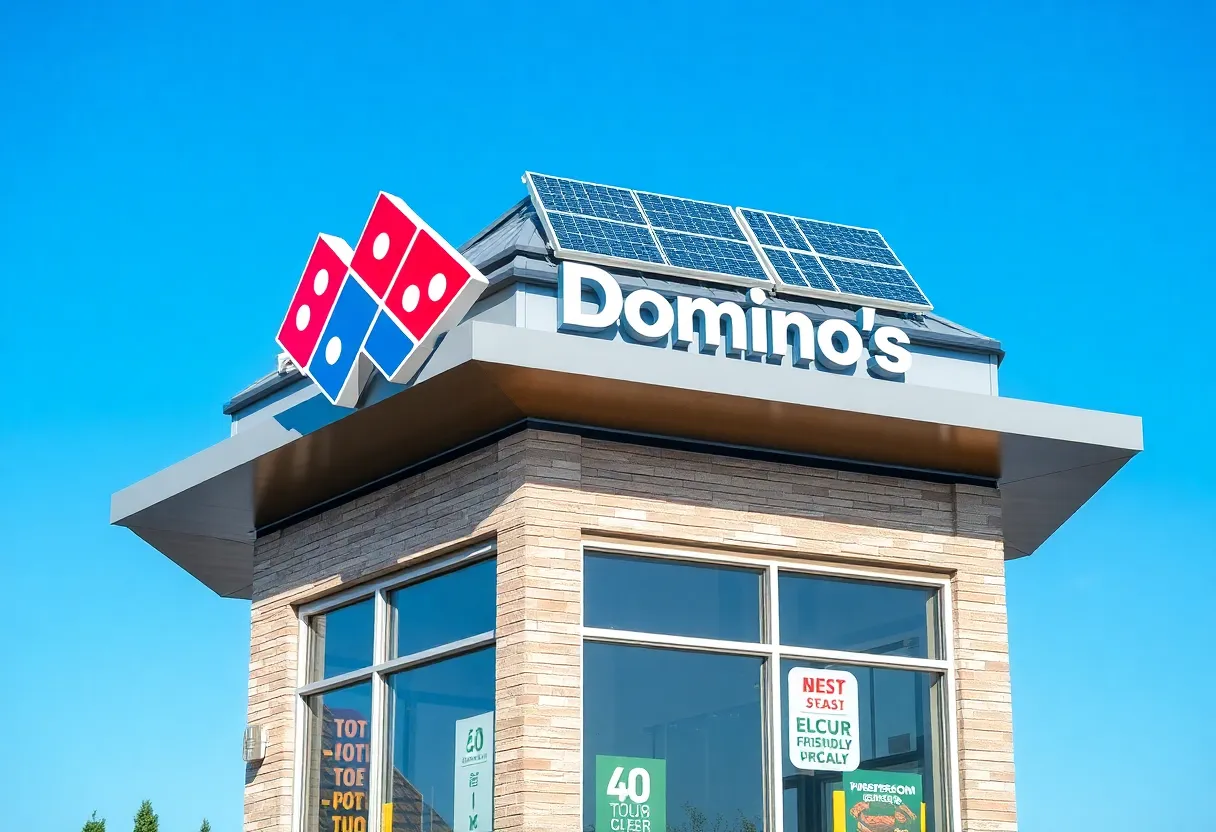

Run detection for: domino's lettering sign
[[558, 262, 913, 380], [277, 193, 488, 407]]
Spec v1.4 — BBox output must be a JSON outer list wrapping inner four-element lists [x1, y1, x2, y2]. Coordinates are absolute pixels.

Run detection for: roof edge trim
[[256, 416, 1000, 538]]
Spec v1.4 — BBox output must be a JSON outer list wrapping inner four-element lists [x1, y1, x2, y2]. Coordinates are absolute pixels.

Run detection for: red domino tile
[[382, 229, 473, 340], [349, 193, 419, 299], [276, 235, 350, 368]]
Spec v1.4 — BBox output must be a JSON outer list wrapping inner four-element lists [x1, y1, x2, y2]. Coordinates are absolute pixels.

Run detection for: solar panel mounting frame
[[736, 207, 933, 313], [524, 172, 775, 290]]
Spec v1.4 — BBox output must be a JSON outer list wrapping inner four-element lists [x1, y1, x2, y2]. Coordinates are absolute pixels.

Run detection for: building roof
[[466, 199, 1001, 351], [115, 189, 1141, 599], [227, 196, 1001, 416]]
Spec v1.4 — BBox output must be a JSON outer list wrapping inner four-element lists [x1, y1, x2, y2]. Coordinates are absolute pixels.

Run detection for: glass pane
[[585, 552, 764, 642], [583, 642, 766, 832], [778, 573, 939, 659], [780, 659, 948, 832], [392, 559, 497, 657], [310, 597, 376, 681], [385, 648, 496, 832], [303, 681, 373, 832]]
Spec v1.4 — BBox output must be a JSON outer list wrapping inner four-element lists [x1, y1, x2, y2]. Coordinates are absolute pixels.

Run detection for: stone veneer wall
[[244, 429, 1015, 832]]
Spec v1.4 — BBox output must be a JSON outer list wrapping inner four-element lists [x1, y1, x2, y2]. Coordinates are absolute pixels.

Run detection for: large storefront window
[[584, 553, 763, 641], [308, 597, 376, 681], [297, 546, 496, 832], [386, 648, 495, 831], [780, 661, 946, 832], [303, 682, 373, 832], [584, 643, 766, 832], [584, 551, 954, 832]]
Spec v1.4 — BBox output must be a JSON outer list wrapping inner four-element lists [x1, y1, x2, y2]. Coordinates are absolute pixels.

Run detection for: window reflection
[[779, 660, 945, 832], [310, 598, 376, 681], [391, 559, 497, 658], [585, 553, 764, 642], [304, 682, 373, 832], [385, 648, 496, 832], [583, 643, 766, 832], [779, 574, 939, 659]]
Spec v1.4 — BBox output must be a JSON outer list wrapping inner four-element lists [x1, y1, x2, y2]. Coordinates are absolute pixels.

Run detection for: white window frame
[[290, 541, 497, 832], [579, 540, 962, 832]]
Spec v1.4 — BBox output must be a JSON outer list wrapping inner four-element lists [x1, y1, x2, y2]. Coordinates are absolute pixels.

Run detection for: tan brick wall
[[245, 429, 1015, 832]]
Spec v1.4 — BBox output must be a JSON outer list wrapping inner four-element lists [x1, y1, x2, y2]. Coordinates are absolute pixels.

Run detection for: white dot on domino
[[295, 304, 311, 331], [325, 336, 341, 365], [428, 273, 446, 301], [402, 284, 420, 313], [372, 233, 390, 260], [313, 269, 329, 295]]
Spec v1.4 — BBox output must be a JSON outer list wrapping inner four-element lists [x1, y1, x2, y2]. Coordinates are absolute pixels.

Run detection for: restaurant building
[[110, 173, 1142, 832]]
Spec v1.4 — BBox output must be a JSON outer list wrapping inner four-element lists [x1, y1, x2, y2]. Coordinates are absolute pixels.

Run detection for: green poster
[[842, 770, 923, 832], [595, 755, 666, 832]]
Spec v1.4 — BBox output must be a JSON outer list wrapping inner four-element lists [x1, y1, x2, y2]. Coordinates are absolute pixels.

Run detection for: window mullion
[[368, 589, 390, 832], [941, 578, 962, 832], [297, 668, 375, 697], [292, 616, 311, 832], [776, 645, 948, 673], [766, 564, 784, 832], [581, 627, 770, 656]]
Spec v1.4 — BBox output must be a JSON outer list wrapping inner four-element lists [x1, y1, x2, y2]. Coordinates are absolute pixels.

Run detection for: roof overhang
[[111, 321, 1142, 598]]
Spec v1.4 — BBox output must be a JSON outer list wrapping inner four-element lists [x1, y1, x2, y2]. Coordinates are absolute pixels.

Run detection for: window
[[583, 550, 954, 832], [386, 648, 495, 831], [778, 573, 939, 659], [390, 557, 497, 657], [303, 683, 373, 832], [308, 597, 375, 681], [584, 643, 767, 832], [296, 545, 496, 832], [779, 661, 947, 832], [584, 552, 763, 641]]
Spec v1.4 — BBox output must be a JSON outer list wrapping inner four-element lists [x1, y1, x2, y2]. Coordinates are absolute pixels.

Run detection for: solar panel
[[529, 174, 645, 224], [739, 210, 782, 248], [636, 192, 746, 240], [654, 230, 770, 281], [526, 172, 770, 286], [819, 257, 928, 305], [762, 248, 808, 287], [796, 218, 901, 266], [526, 172, 933, 311], [739, 209, 930, 309], [545, 212, 665, 265], [766, 212, 811, 251], [789, 252, 838, 292]]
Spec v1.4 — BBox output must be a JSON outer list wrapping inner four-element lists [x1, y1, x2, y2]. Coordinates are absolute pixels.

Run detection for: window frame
[[580, 540, 962, 832], [291, 540, 497, 832]]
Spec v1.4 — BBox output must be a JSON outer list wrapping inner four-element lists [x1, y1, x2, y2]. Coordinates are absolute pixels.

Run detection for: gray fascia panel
[[113, 319, 1141, 598], [466, 322, 1133, 451]]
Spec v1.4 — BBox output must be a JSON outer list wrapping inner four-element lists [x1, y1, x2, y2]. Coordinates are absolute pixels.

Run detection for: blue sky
[[1, 0, 1212, 829]]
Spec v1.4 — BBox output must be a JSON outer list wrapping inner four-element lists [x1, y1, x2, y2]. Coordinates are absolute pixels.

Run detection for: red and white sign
[[787, 667, 860, 771], [275, 192, 487, 408]]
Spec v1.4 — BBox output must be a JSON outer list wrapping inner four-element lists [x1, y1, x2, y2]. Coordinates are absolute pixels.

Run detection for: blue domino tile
[[363, 308, 418, 379], [307, 275, 379, 402]]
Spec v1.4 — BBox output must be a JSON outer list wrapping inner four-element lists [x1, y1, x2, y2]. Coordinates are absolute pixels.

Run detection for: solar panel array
[[527, 173, 769, 283], [525, 172, 932, 310], [738, 209, 929, 307]]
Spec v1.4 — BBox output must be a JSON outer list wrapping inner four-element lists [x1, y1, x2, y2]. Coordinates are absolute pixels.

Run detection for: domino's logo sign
[[276, 193, 487, 407]]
